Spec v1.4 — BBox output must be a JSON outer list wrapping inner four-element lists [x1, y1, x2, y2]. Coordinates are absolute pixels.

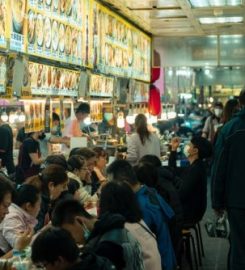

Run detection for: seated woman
[[0, 176, 32, 259], [25, 164, 68, 231], [100, 181, 162, 270], [0, 185, 41, 253], [91, 147, 108, 195], [67, 155, 98, 205], [169, 136, 213, 224]]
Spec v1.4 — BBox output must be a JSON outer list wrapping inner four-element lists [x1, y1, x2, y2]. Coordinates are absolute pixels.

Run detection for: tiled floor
[[182, 179, 229, 270]]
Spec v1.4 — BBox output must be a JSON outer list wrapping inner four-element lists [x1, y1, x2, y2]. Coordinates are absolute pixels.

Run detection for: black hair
[[52, 199, 92, 226], [52, 112, 60, 122], [223, 98, 239, 123], [135, 114, 150, 145], [100, 182, 142, 223], [191, 136, 213, 160], [26, 165, 68, 195], [67, 155, 86, 172], [93, 147, 108, 158], [13, 184, 40, 207], [76, 103, 90, 114], [139, 155, 162, 168], [0, 176, 14, 203], [106, 160, 138, 185], [239, 88, 245, 106], [134, 162, 158, 187], [44, 155, 68, 170], [214, 102, 223, 109], [67, 179, 80, 196], [69, 147, 96, 160], [31, 227, 79, 266]]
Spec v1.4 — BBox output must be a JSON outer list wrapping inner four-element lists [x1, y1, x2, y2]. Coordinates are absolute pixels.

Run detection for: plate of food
[[59, 23, 65, 53], [36, 14, 44, 47], [11, 0, 26, 33], [65, 26, 72, 55], [28, 10, 36, 44], [52, 20, 58, 52], [44, 17, 52, 49]]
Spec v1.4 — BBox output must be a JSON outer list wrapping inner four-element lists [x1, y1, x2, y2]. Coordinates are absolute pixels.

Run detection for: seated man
[[52, 199, 144, 270], [107, 160, 177, 270], [31, 227, 115, 270]]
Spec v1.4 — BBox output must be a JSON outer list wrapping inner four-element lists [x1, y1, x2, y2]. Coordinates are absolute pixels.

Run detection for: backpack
[[87, 228, 145, 270], [69, 251, 116, 270]]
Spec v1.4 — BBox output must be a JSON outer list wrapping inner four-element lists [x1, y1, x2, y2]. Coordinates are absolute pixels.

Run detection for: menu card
[[0, 55, 6, 93], [89, 74, 114, 97], [130, 80, 149, 103], [27, 62, 79, 97]]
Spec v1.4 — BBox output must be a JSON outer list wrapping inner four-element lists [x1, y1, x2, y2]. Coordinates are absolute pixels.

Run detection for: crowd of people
[[0, 89, 245, 269]]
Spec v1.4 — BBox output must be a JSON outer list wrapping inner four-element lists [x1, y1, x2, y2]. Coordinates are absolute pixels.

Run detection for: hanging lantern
[[148, 86, 161, 116], [151, 67, 161, 83]]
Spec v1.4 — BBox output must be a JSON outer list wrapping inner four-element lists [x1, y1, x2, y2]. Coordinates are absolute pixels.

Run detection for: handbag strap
[[137, 222, 156, 239]]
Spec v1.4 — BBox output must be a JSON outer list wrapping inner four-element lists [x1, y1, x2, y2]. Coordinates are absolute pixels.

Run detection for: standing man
[[0, 117, 15, 177], [63, 102, 90, 138], [212, 89, 245, 270]]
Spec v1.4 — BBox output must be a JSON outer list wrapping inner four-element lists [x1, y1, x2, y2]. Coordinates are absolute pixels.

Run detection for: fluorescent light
[[189, 0, 242, 7], [199, 17, 243, 24]]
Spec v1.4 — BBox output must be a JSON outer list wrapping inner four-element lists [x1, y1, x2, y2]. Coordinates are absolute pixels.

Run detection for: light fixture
[[1, 112, 8, 122], [199, 17, 243, 24], [189, 0, 242, 7], [84, 116, 91, 126]]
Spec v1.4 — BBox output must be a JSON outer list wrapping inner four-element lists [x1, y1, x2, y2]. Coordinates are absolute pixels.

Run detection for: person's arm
[[202, 117, 210, 138], [29, 153, 43, 165], [26, 140, 43, 165], [126, 134, 138, 165], [168, 137, 180, 168]]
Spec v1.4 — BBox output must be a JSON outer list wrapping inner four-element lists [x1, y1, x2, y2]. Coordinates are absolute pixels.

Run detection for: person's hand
[[214, 208, 225, 217], [171, 137, 181, 151], [14, 228, 33, 251]]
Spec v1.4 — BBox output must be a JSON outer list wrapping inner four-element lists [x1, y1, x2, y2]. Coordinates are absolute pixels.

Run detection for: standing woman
[[127, 114, 161, 165], [17, 131, 43, 183]]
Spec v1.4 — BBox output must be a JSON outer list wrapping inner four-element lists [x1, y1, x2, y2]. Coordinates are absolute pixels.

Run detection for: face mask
[[51, 126, 58, 134], [214, 108, 222, 118], [104, 113, 113, 122], [83, 223, 91, 241], [183, 144, 190, 157]]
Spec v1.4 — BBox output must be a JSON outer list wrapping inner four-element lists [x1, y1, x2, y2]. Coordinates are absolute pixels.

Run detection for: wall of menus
[[89, 74, 114, 97], [1, 0, 151, 83]]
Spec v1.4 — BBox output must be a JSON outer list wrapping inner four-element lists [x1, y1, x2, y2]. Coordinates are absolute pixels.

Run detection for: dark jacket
[[85, 213, 126, 270], [169, 151, 207, 223], [212, 108, 245, 209]]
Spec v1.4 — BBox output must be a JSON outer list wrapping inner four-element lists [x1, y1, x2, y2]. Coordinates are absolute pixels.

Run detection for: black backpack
[[69, 251, 116, 270]]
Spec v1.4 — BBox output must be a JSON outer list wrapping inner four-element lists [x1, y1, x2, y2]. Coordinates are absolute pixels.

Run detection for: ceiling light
[[189, 0, 242, 7], [199, 16, 243, 24]]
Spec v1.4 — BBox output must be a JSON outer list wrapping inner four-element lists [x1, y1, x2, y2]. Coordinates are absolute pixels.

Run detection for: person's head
[[134, 114, 150, 145], [223, 98, 239, 123], [51, 113, 60, 134], [31, 227, 80, 270], [107, 160, 138, 187], [239, 88, 245, 108], [71, 148, 97, 173], [52, 199, 94, 245], [93, 147, 108, 170], [13, 184, 41, 218], [67, 180, 80, 201], [27, 165, 68, 200], [134, 162, 158, 188], [100, 181, 142, 223], [213, 102, 223, 118], [184, 136, 213, 161], [75, 103, 90, 122], [28, 131, 43, 141], [67, 155, 88, 181], [44, 155, 68, 171], [139, 155, 162, 168], [0, 177, 14, 222]]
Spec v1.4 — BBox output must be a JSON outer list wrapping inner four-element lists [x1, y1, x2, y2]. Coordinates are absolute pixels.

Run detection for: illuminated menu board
[[27, 62, 80, 97], [26, 0, 86, 66], [0, 0, 7, 48], [89, 73, 114, 97], [94, 1, 151, 82]]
